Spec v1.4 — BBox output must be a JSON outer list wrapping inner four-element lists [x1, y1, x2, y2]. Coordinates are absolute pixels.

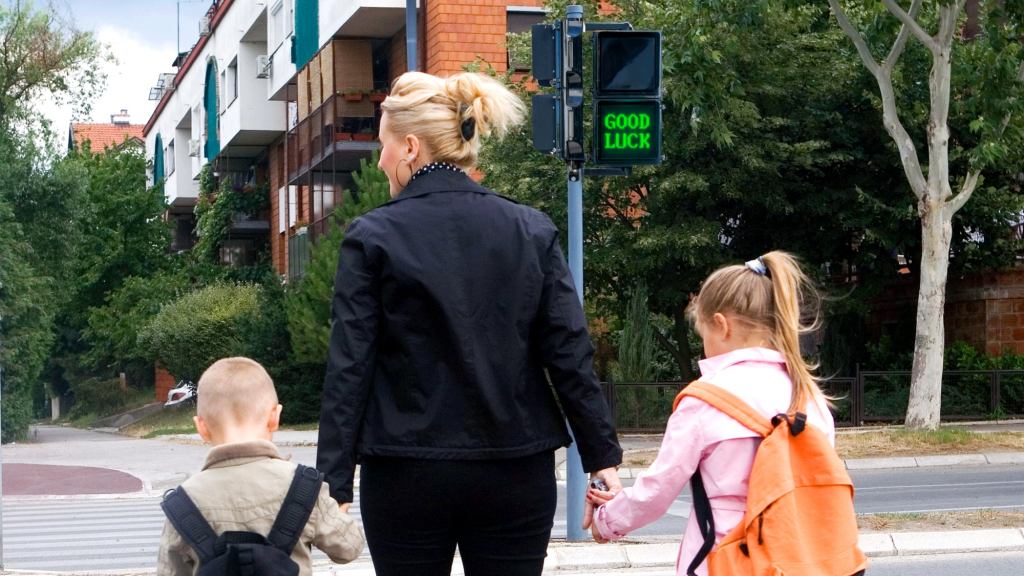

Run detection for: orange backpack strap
[[673, 381, 773, 437]]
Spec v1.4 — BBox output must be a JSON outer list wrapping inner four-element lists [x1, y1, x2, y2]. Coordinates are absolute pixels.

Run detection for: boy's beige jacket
[[157, 440, 364, 575]]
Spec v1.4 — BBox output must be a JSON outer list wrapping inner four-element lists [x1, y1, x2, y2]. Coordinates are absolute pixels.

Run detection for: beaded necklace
[[410, 161, 465, 182]]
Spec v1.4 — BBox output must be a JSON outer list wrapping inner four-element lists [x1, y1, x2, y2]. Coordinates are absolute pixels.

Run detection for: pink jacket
[[594, 347, 835, 576]]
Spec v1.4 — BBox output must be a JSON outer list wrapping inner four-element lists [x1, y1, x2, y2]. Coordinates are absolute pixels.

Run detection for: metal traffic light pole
[[532, 4, 658, 541], [563, 4, 588, 542]]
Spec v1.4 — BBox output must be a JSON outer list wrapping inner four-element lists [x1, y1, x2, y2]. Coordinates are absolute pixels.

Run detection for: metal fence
[[604, 369, 1024, 432]]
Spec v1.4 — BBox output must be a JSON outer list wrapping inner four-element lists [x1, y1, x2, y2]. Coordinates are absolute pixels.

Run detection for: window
[[270, 0, 285, 50], [166, 139, 176, 176], [278, 186, 287, 233], [507, 8, 547, 71], [288, 185, 298, 227], [226, 57, 238, 107]]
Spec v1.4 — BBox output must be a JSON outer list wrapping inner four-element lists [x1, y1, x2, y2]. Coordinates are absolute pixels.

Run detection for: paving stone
[[985, 452, 1024, 464], [845, 456, 918, 470], [914, 454, 987, 467], [891, 528, 1024, 555], [858, 533, 896, 557], [550, 544, 629, 570], [624, 542, 679, 567]]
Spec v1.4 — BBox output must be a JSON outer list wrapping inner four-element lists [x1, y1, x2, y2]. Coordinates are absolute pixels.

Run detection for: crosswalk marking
[[1, 493, 593, 572]]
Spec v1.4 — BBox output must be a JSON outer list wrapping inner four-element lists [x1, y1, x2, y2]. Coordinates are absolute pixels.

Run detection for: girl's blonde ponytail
[[759, 251, 825, 414]]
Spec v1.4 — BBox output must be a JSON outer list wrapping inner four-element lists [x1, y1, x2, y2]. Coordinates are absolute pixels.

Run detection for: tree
[[285, 151, 389, 365], [488, 0, 911, 380], [0, 0, 105, 125], [828, 0, 1024, 429]]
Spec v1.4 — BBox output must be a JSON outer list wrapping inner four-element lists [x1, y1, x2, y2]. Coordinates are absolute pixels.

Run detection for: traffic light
[[531, 23, 560, 155], [592, 31, 662, 166], [530, 10, 585, 163]]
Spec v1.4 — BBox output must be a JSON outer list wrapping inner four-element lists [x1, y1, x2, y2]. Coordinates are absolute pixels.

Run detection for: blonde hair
[[196, 357, 278, 429], [381, 71, 526, 169], [686, 251, 827, 414]]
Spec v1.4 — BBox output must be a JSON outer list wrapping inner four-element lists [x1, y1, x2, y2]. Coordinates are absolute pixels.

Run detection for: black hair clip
[[460, 116, 476, 141]]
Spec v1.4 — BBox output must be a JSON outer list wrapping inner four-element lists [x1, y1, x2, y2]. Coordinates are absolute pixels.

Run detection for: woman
[[316, 71, 623, 576]]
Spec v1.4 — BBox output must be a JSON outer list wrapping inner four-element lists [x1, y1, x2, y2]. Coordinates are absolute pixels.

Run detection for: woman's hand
[[582, 466, 622, 537], [590, 522, 609, 544]]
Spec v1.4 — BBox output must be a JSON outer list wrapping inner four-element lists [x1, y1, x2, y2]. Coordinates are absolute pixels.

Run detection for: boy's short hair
[[197, 357, 278, 428]]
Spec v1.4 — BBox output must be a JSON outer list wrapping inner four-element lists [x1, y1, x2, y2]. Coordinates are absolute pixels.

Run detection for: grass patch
[[121, 405, 197, 439], [858, 510, 1024, 532], [69, 411, 100, 429], [835, 429, 1024, 459]]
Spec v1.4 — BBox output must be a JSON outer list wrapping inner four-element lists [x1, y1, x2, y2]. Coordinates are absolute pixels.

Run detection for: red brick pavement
[[3, 463, 143, 495]]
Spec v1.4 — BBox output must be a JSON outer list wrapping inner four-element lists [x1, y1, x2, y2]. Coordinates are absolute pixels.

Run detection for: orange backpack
[[673, 381, 867, 576]]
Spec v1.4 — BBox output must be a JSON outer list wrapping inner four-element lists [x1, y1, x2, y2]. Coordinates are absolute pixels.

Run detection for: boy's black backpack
[[161, 464, 323, 576]]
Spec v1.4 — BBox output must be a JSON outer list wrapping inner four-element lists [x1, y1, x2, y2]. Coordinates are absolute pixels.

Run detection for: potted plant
[[292, 218, 309, 235], [353, 127, 375, 142], [369, 90, 387, 103], [342, 88, 364, 102]]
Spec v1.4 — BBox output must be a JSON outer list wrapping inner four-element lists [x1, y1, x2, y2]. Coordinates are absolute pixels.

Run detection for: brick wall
[[426, 0, 544, 76], [873, 267, 1024, 357], [155, 365, 176, 403], [947, 268, 1024, 355], [270, 141, 288, 276]]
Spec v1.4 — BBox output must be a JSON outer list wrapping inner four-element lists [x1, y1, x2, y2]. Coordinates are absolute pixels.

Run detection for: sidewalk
[[301, 528, 1024, 575], [6, 529, 1020, 575]]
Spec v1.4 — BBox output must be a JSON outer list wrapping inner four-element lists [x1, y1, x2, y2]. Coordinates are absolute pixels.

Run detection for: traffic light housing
[[592, 31, 662, 166]]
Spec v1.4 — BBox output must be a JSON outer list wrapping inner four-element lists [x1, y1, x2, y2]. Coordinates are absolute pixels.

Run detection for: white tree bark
[[829, 0, 978, 429]]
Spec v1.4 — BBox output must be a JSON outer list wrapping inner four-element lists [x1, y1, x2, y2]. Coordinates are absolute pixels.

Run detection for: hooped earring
[[396, 157, 414, 189]]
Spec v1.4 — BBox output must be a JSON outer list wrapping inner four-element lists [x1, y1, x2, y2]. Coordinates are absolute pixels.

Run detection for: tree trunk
[[905, 197, 952, 430]]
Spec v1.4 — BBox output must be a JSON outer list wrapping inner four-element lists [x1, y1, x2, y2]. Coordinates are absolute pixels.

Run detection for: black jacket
[[316, 169, 622, 503]]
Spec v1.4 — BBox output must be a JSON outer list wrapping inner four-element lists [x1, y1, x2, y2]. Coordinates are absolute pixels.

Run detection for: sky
[[39, 0, 213, 148]]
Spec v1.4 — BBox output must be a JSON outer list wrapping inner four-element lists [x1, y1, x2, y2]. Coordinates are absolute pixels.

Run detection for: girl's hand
[[591, 522, 609, 544], [586, 486, 616, 506]]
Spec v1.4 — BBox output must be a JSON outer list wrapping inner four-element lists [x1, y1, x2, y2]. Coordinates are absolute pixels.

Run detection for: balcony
[[322, 0, 412, 40], [165, 164, 200, 208], [287, 93, 381, 185], [219, 42, 286, 160]]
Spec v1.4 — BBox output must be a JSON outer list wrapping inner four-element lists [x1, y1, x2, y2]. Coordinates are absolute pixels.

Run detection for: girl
[[589, 251, 835, 576]]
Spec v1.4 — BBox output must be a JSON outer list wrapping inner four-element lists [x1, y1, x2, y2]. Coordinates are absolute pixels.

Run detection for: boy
[[157, 357, 364, 575]]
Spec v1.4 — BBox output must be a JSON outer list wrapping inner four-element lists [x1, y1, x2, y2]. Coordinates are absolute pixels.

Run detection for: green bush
[[67, 376, 129, 419], [1, 391, 33, 443], [141, 283, 263, 382]]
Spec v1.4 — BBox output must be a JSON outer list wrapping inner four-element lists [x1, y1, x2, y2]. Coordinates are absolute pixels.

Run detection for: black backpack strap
[[161, 487, 219, 563], [687, 471, 716, 576], [267, 464, 324, 554]]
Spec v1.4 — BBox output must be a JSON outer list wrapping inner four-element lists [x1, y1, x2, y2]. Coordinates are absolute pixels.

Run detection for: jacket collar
[[389, 166, 492, 204], [698, 347, 786, 380], [202, 439, 283, 471]]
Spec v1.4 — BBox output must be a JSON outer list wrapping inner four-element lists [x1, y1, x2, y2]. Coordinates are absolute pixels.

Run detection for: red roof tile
[[70, 123, 145, 150]]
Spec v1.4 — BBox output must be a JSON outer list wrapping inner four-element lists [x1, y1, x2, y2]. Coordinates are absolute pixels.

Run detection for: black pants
[[359, 450, 557, 576]]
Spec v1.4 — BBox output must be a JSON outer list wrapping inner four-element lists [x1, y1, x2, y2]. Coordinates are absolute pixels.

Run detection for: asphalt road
[[553, 464, 1024, 536]]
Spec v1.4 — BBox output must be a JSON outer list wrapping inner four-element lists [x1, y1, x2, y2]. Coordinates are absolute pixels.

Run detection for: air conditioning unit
[[256, 55, 271, 79], [199, 15, 211, 36], [188, 139, 201, 157]]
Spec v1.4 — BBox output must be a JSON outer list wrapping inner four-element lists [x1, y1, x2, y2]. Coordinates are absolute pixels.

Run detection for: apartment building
[[144, 0, 546, 276]]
